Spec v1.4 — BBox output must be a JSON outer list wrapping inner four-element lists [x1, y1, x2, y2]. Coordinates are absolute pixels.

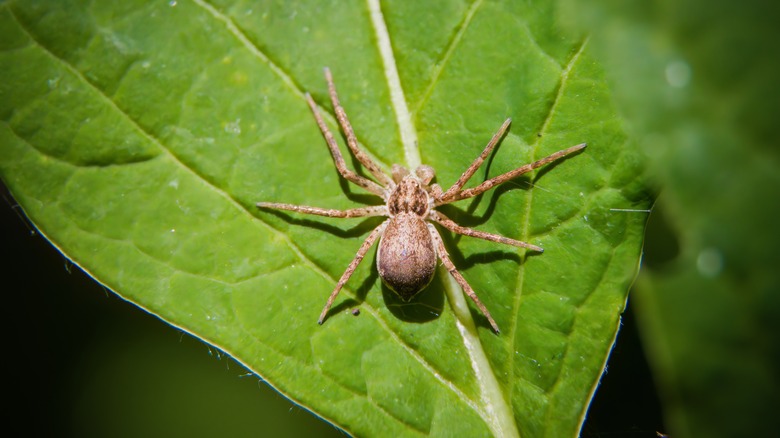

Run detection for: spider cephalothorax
[[257, 68, 585, 333]]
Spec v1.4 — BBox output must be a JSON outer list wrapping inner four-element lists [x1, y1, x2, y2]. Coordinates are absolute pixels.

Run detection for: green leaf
[[560, 0, 780, 436], [0, 1, 651, 436]]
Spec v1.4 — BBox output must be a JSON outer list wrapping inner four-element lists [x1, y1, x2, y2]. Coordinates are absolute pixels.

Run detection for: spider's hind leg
[[318, 220, 388, 324], [427, 223, 500, 333]]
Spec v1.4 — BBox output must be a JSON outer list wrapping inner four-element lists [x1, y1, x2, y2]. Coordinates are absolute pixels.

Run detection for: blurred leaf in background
[[560, 0, 780, 436]]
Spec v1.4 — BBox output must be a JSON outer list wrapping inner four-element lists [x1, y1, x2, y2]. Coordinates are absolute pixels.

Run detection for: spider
[[257, 68, 586, 333]]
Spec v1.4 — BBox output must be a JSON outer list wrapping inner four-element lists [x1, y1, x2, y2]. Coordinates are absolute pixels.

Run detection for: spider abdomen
[[377, 213, 437, 300]]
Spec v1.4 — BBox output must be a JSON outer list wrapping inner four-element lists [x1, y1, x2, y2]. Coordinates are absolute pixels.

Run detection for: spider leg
[[305, 93, 386, 197], [439, 143, 587, 204], [439, 118, 512, 201], [430, 211, 543, 252], [319, 220, 388, 324], [257, 203, 387, 218], [427, 224, 500, 333], [325, 68, 394, 187]]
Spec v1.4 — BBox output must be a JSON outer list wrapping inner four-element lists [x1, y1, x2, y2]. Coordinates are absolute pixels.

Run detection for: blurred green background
[[4, 0, 779, 436], [560, 0, 780, 436]]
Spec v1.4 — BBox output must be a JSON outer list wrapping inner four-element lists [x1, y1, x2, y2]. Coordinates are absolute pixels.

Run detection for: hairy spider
[[257, 68, 585, 333]]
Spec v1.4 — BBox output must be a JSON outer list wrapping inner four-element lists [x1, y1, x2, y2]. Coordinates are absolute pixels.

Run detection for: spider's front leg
[[324, 68, 394, 187], [433, 118, 586, 205], [437, 118, 512, 203], [256, 203, 387, 219], [305, 93, 386, 197], [443, 142, 587, 204]]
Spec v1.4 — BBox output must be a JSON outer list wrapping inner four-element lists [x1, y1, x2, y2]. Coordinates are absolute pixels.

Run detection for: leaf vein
[[541, 243, 619, 432], [192, 1, 394, 171], [412, 0, 484, 117], [509, 36, 590, 404], [192, 0, 395, 174], [191, 0, 308, 103]]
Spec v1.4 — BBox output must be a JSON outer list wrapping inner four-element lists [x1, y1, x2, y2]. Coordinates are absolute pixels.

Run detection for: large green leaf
[[0, 1, 651, 436]]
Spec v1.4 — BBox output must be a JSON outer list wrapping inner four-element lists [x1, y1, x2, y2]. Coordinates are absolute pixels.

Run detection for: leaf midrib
[[367, 1, 521, 436]]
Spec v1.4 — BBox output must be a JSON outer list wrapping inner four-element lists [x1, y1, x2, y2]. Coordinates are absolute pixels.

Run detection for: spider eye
[[415, 165, 435, 185]]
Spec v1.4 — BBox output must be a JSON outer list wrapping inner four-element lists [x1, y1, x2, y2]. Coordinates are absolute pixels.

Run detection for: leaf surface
[[0, 1, 651, 436]]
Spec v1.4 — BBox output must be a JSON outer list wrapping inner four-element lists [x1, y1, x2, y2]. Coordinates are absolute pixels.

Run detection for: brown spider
[[257, 68, 585, 333]]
